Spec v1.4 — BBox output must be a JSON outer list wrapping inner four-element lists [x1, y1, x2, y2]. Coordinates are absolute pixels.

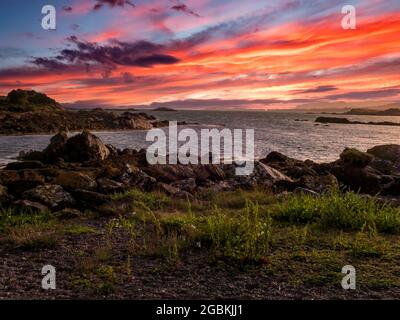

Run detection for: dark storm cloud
[[30, 57, 68, 70], [93, 0, 135, 10], [29, 36, 180, 73]]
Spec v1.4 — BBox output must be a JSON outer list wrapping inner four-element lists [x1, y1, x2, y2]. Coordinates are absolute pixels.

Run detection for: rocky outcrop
[[0, 109, 161, 135], [64, 130, 110, 162], [2, 130, 400, 214]]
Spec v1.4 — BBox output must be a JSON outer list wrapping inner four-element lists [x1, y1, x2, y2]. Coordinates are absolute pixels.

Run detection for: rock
[[295, 173, 338, 193], [382, 177, 400, 196], [143, 163, 224, 183], [41, 131, 68, 163], [367, 144, 400, 163], [8, 170, 45, 195], [225, 162, 293, 190], [53, 171, 98, 191], [339, 148, 373, 167], [171, 178, 197, 193], [13, 200, 48, 212], [368, 157, 400, 175], [261, 151, 316, 179], [5, 161, 45, 170], [119, 165, 156, 191], [156, 182, 181, 195], [330, 165, 382, 194], [22, 184, 75, 210], [64, 130, 110, 162], [105, 144, 119, 158], [97, 178, 125, 194], [55, 208, 82, 220], [72, 189, 110, 205], [0, 185, 13, 204]]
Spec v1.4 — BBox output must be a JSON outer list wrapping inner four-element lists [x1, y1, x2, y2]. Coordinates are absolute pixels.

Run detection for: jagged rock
[[261, 151, 317, 179], [53, 171, 98, 191], [13, 199, 48, 212], [367, 144, 400, 163], [5, 160, 45, 170], [97, 178, 125, 194], [339, 148, 373, 167], [22, 184, 75, 210], [64, 130, 110, 162], [224, 162, 293, 189], [119, 165, 156, 191]]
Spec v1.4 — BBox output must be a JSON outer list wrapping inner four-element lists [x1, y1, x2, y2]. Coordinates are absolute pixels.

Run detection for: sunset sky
[[0, 0, 400, 109]]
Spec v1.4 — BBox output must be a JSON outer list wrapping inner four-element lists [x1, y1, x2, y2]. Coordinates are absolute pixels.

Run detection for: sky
[[0, 0, 400, 109]]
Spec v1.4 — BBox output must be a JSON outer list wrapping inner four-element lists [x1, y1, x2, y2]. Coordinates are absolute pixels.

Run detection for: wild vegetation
[[1, 187, 400, 298]]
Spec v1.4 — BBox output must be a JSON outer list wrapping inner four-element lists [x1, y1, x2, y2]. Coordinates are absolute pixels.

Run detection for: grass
[[0, 208, 60, 249], [3, 187, 400, 293], [274, 189, 400, 233]]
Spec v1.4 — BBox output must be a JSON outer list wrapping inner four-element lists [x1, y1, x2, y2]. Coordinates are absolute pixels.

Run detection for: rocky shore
[[315, 116, 400, 127], [0, 110, 169, 135], [1, 130, 399, 215]]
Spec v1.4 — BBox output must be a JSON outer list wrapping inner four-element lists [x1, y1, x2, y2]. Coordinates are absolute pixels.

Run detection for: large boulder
[[41, 131, 68, 163], [53, 171, 98, 191], [330, 165, 383, 194], [367, 144, 400, 163], [22, 184, 75, 210], [64, 130, 110, 162], [339, 148, 373, 167]]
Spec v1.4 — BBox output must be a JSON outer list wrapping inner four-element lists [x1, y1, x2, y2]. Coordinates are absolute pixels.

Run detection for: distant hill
[[0, 89, 62, 112], [153, 107, 177, 111], [344, 108, 400, 116]]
